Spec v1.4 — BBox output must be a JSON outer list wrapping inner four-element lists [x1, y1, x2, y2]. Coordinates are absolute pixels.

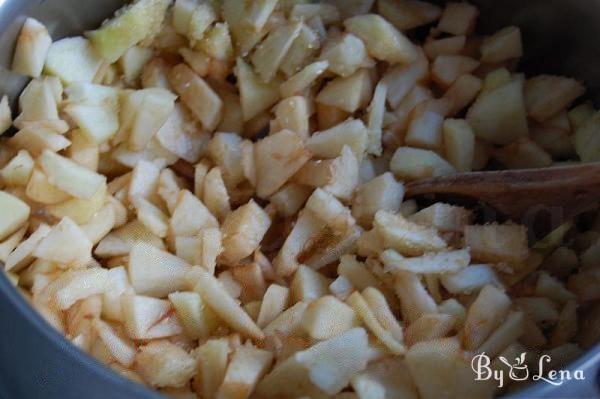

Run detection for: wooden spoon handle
[[405, 163, 600, 221]]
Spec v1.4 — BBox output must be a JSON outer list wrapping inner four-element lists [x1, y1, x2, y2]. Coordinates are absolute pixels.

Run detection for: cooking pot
[[0, 1, 599, 398]]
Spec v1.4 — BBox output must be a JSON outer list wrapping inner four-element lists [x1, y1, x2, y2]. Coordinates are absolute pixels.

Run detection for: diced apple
[[280, 60, 329, 98], [467, 77, 529, 145], [307, 118, 368, 159], [344, 14, 417, 65], [437, 2, 479, 35], [168, 291, 219, 339], [48, 268, 112, 310], [442, 118, 475, 172], [279, 24, 321, 78], [172, 0, 197, 35], [254, 129, 311, 198], [12, 18, 52, 78], [221, 200, 271, 265], [236, 58, 281, 121], [301, 295, 360, 340], [390, 146, 456, 181], [193, 268, 264, 340], [128, 242, 193, 297], [174, 228, 222, 273], [4, 224, 51, 272], [47, 181, 107, 225], [378, 0, 441, 31], [480, 26, 522, 63], [168, 64, 223, 131], [0, 95, 11, 135], [188, 4, 216, 43], [256, 328, 369, 397], [494, 138, 553, 169], [216, 344, 273, 399], [252, 22, 302, 83], [121, 294, 182, 339], [574, 111, 600, 162], [39, 150, 106, 199], [353, 173, 403, 229], [45, 37, 103, 83], [317, 69, 373, 113], [319, 32, 373, 78], [87, 0, 171, 63], [525, 75, 585, 122], [93, 319, 137, 367], [13, 79, 58, 128], [136, 340, 196, 388], [431, 55, 479, 88], [0, 191, 30, 241], [119, 46, 153, 84], [170, 190, 219, 237], [207, 132, 245, 188], [1, 150, 34, 187]]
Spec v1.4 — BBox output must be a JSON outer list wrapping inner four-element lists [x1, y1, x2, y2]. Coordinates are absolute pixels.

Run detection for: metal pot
[[0, 1, 598, 398]]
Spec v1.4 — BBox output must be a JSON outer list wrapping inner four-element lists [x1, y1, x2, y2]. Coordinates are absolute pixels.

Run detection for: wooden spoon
[[405, 163, 600, 237]]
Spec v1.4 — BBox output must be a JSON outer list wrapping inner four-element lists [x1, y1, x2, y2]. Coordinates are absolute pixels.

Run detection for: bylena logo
[[471, 352, 586, 388]]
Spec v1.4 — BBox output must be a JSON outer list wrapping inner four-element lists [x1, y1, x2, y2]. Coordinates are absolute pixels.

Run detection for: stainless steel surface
[[0, 0, 598, 398]]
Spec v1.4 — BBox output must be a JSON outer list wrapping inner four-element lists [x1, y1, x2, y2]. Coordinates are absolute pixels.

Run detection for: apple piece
[[48, 268, 112, 310], [4, 224, 51, 272], [87, 0, 170, 63], [93, 319, 137, 367], [132, 196, 169, 238], [254, 129, 311, 198], [280, 60, 329, 98], [188, 4, 217, 41], [302, 296, 360, 340], [0, 191, 30, 241], [168, 291, 219, 339], [252, 22, 302, 83], [525, 75, 585, 123], [344, 14, 417, 65], [574, 111, 600, 162], [196, 338, 232, 399], [128, 242, 193, 298], [235, 58, 281, 121], [390, 146, 456, 181], [197, 22, 234, 61], [39, 150, 106, 199], [175, 228, 222, 274], [317, 69, 374, 113], [122, 294, 182, 339], [442, 119, 475, 172], [307, 118, 368, 159], [437, 2, 479, 36], [220, 200, 271, 265], [8, 127, 71, 157], [168, 64, 223, 131], [170, 190, 219, 237], [68, 129, 99, 171], [12, 18, 52, 78], [64, 104, 119, 145], [279, 24, 321, 78], [216, 343, 274, 399], [33, 217, 93, 268], [80, 202, 116, 244], [155, 104, 208, 164], [172, 0, 197, 35], [47, 181, 107, 224], [467, 77, 529, 145], [1, 150, 34, 187], [207, 132, 245, 188], [45, 37, 103, 83], [352, 172, 404, 228], [256, 328, 369, 397], [192, 268, 264, 340], [130, 90, 177, 151], [13, 79, 58, 128], [0, 225, 27, 264], [119, 46, 153, 85], [0, 95, 11, 135], [378, 0, 441, 31]]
